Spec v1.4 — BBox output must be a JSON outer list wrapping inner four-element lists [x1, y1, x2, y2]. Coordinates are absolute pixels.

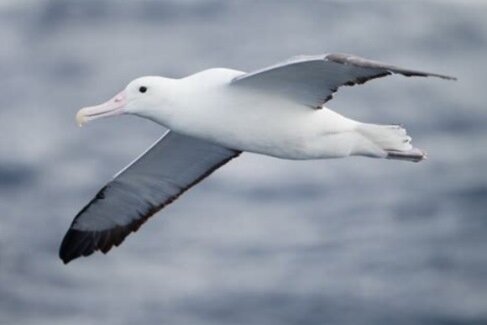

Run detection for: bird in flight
[[60, 53, 455, 264]]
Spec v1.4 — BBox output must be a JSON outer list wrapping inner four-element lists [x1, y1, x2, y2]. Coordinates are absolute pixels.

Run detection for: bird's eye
[[139, 86, 147, 93]]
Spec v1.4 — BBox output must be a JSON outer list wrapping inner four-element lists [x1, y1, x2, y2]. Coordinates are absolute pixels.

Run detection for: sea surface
[[0, 1, 486, 324]]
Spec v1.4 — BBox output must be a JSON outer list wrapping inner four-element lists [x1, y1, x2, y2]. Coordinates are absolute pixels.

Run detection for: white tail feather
[[357, 123, 426, 162]]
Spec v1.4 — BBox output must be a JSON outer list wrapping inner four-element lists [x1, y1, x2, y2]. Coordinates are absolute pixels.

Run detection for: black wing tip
[[59, 229, 88, 264], [400, 71, 457, 81], [58, 226, 130, 264], [59, 193, 175, 264], [59, 228, 99, 264], [325, 52, 457, 81], [59, 215, 152, 264], [432, 74, 457, 81]]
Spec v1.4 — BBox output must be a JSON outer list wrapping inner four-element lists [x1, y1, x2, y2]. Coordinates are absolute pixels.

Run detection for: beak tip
[[75, 110, 86, 127]]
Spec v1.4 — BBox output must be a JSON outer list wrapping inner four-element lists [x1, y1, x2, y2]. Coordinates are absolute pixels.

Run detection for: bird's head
[[76, 76, 174, 126]]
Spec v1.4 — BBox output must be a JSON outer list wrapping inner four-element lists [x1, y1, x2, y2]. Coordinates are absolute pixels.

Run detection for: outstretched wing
[[59, 131, 240, 264], [231, 53, 456, 108]]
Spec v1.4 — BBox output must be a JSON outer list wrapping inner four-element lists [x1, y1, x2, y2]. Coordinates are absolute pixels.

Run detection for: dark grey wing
[[231, 53, 456, 108], [59, 131, 240, 264]]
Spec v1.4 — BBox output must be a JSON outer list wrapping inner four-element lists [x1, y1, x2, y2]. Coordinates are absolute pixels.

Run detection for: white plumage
[[61, 53, 455, 263]]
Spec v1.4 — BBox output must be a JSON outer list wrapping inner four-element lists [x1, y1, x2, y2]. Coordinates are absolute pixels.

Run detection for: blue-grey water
[[0, 1, 486, 324]]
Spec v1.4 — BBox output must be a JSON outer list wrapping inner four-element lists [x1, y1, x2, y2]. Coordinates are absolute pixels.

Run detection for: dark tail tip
[[386, 148, 426, 163]]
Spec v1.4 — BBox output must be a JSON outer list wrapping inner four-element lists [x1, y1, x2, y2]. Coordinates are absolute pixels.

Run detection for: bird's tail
[[356, 123, 426, 162]]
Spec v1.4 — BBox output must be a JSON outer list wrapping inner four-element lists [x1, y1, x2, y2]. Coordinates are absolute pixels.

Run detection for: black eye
[[139, 86, 147, 93]]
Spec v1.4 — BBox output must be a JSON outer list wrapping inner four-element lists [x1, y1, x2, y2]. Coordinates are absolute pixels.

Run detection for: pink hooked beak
[[76, 91, 127, 126]]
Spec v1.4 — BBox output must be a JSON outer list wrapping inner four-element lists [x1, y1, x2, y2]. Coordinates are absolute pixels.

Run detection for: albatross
[[59, 53, 455, 264]]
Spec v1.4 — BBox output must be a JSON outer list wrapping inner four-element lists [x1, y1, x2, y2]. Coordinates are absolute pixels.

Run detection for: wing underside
[[59, 131, 240, 264]]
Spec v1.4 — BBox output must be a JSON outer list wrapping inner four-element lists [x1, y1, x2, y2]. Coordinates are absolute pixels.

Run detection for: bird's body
[[61, 53, 455, 264], [143, 68, 394, 160]]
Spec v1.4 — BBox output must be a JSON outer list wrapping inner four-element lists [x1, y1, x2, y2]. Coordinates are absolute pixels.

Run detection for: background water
[[0, 1, 486, 324]]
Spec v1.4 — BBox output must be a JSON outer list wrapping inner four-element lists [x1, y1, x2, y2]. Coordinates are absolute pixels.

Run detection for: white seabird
[[60, 53, 455, 263]]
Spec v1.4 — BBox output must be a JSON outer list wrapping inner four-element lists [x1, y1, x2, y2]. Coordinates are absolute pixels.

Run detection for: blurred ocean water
[[0, 1, 486, 324]]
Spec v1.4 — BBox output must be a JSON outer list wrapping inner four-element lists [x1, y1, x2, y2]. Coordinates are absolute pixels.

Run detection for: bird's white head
[[76, 76, 172, 126]]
